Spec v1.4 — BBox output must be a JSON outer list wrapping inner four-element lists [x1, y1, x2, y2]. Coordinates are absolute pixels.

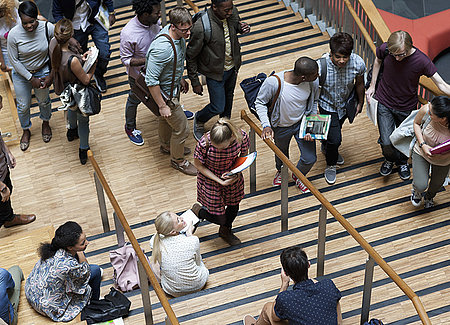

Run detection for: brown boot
[[3, 214, 36, 228], [219, 225, 241, 246]]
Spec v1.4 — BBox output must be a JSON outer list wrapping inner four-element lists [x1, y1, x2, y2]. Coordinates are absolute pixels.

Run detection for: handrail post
[[249, 128, 256, 193], [94, 172, 110, 232], [316, 204, 327, 277], [280, 164, 289, 232], [360, 255, 375, 324], [176, 0, 183, 5], [165, 317, 173, 325], [113, 212, 125, 248], [137, 260, 154, 325]]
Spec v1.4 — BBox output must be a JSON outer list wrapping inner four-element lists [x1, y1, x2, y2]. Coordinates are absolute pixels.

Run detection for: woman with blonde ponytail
[[149, 211, 208, 297], [49, 18, 97, 165], [192, 118, 249, 246]]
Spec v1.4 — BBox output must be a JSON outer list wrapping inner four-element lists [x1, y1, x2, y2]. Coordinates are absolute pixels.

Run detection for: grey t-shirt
[[7, 20, 54, 80]]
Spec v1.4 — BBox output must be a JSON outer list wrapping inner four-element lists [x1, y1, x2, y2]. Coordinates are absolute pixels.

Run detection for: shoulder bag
[[132, 34, 177, 116]]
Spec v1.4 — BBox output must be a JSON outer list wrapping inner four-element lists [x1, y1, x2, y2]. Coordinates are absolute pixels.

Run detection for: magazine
[[95, 4, 110, 31], [430, 138, 450, 155], [226, 152, 257, 176], [299, 114, 331, 140], [366, 97, 378, 126], [83, 46, 99, 72]]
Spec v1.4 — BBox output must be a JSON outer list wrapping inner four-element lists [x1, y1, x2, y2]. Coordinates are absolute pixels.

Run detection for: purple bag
[[110, 243, 149, 292]]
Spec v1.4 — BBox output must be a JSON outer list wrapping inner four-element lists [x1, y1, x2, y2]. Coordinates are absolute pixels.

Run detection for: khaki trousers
[[256, 302, 288, 325], [158, 98, 189, 162]]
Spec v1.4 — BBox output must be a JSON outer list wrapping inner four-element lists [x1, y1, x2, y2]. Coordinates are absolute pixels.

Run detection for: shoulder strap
[[201, 9, 211, 43], [319, 57, 327, 87], [157, 34, 177, 99], [268, 74, 281, 115]]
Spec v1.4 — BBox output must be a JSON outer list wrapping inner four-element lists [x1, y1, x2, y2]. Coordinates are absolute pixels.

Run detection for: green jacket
[[186, 6, 244, 87]]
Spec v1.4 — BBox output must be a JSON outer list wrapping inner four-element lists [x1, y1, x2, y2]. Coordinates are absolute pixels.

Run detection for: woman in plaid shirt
[[193, 119, 249, 245]]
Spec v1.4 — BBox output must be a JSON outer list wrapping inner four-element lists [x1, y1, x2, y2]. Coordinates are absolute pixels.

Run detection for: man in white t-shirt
[[255, 57, 319, 193]]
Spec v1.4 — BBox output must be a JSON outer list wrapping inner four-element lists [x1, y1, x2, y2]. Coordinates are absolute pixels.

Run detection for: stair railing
[[285, 0, 443, 103], [241, 110, 431, 325], [88, 150, 179, 325]]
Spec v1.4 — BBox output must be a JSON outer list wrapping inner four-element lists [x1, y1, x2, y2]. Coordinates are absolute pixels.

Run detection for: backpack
[[363, 319, 384, 325], [240, 72, 281, 120], [110, 242, 149, 292], [192, 7, 212, 43], [365, 47, 389, 90]]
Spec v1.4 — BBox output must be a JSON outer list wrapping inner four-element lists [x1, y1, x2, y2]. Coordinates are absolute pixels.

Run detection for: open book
[[299, 114, 331, 140], [180, 209, 200, 233], [430, 138, 450, 155], [83, 46, 98, 72], [226, 152, 257, 176]]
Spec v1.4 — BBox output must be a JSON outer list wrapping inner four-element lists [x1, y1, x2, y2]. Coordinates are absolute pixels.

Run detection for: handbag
[[81, 287, 131, 324], [390, 110, 431, 157], [71, 83, 102, 116], [131, 34, 177, 116]]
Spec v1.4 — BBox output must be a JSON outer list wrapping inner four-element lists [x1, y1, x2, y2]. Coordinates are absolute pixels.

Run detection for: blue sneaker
[[125, 126, 144, 146], [183, 109, 194, 120]]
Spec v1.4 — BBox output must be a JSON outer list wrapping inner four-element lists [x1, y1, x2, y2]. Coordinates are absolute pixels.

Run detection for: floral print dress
[[25, 249, 91, 321]]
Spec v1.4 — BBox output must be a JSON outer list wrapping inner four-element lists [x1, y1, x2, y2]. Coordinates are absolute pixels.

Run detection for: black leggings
[[198, 205, 239, 228]]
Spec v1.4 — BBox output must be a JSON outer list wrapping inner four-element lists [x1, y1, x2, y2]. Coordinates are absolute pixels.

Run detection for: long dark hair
[[39, 221, 83, 261], [51, 18, 74, 74], [430, 96, 450, 130], [18, 0, 38, 19]]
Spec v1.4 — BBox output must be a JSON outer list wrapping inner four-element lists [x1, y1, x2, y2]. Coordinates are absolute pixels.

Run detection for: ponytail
[[39, 221, 82, 261], [52, 18, 74, 74], [210, 118, 243, 145], [150, 212, 176, 264]]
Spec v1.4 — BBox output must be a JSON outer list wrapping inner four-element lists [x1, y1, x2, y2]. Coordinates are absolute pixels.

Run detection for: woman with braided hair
[[25, 221, 101, 322]]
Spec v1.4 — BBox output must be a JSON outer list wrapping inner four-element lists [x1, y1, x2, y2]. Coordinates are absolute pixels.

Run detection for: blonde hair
[[387, 30, 413, 53], [0, 0, 18, 28], [210, 118, 242, 146], [150, 211, 175, 264]]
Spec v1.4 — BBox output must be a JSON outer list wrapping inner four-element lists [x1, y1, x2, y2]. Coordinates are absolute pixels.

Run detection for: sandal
[[20, 130, 31, 151], [42, 121, 52, 143]]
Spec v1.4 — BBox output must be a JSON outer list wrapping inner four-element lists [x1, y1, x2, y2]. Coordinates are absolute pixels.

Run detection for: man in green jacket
[[186, 0, 250, 141]]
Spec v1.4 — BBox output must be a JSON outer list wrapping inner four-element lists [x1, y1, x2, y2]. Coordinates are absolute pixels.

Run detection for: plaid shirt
[[318, 53, 366, 119]]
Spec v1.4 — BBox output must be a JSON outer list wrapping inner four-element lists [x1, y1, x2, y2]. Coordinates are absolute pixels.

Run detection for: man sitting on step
[[243, 246, 342, 325], [0, 266, 24, 325], [255, 57, 319, 193]]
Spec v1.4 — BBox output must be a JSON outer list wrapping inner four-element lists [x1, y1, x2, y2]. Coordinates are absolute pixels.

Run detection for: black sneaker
[[93, 74, 107, 93], [380, 160, 394, 176], [410, 189, 422, 207], [79, 148, 89, 165], [398, 164, 410, 180]]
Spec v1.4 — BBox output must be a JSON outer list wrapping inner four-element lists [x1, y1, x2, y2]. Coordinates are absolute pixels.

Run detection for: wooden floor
[[1, 0, 449, 324]]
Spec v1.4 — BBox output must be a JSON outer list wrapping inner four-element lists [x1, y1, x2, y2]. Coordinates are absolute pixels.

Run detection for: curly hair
[[39, 221, 83, 261], [132, 0, 161, 16], [0, 0, 18, 28]]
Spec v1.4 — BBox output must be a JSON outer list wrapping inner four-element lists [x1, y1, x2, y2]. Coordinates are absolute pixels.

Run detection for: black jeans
[[0, 171, 14, 227], [199, 205, 239, 228], [319, 107, 347, 166]]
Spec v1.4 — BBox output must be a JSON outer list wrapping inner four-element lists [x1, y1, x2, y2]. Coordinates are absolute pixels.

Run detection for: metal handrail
[[240, 110, 431, 325], [87, 150, 179, 325]]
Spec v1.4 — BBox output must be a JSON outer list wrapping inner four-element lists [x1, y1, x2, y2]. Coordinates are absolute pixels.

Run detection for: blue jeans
[[74, 22, 110, 78], [196, 68, 237, 123], [89, 264, 101, 301], [68, 110, 90, 149], [125, 77, 141, 130], [377, 102, 411, 165], [0, 266, 22, 325], [273, 120, 317, 174], [12, 65, 52, 130]]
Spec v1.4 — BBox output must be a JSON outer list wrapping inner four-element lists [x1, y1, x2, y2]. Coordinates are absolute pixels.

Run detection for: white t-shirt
[[72, 0, 90, 32], [278, 81, 311, 127]]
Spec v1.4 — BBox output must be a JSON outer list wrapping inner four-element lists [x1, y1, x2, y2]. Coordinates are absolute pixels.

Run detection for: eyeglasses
[[174, 24, 192, 33], [389, 51, 407, 58]]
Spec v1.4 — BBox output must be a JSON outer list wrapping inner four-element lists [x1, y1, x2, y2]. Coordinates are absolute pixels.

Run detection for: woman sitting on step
[[25, 221, 101, 322], [150, 211, 209, 297]]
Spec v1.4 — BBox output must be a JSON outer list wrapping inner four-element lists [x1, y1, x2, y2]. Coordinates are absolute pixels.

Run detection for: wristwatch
[[419, 141, 426, 148]]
